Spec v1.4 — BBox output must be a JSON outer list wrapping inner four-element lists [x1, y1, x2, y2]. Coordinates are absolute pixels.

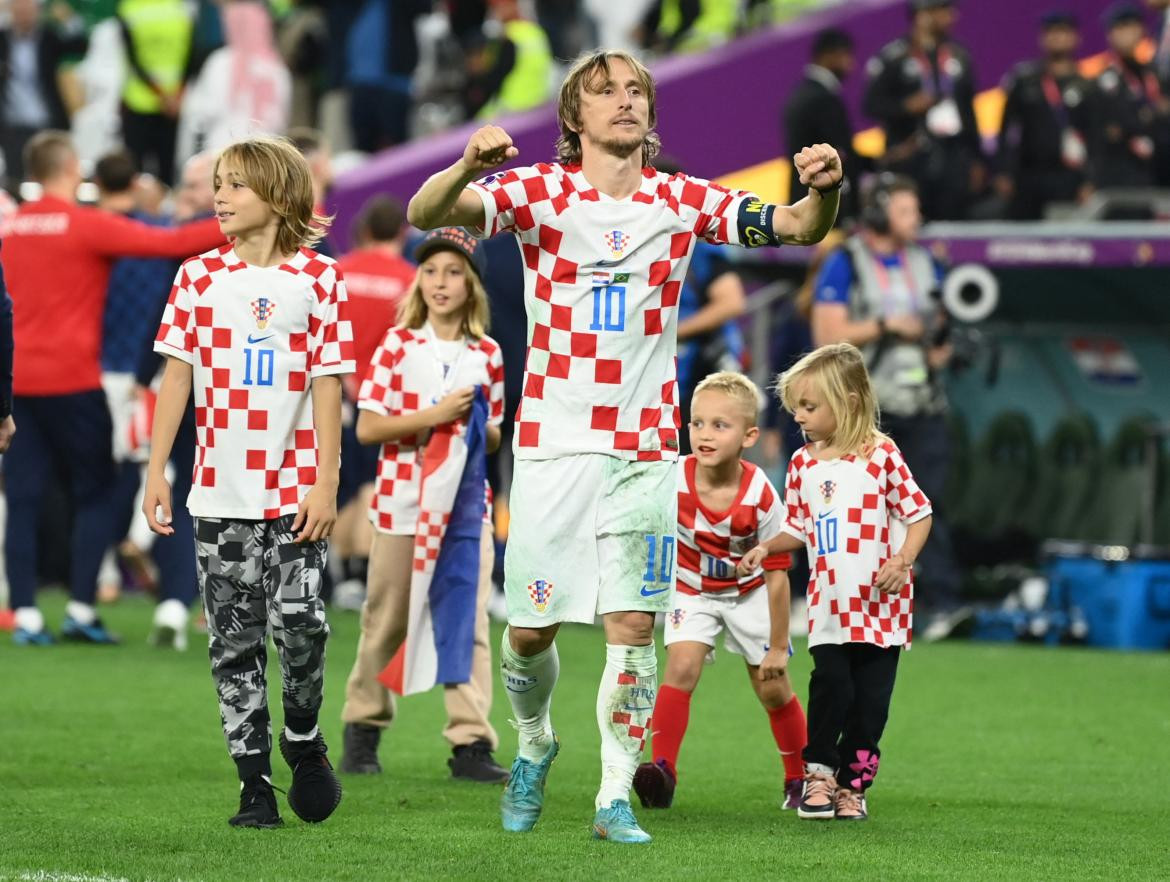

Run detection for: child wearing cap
[[338, 227, 509, 782]]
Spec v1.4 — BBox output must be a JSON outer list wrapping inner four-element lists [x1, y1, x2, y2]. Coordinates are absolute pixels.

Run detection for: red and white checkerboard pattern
[[780, 440, 931, 648], [357, 325, 504, 534], [676, 456, 791, 597], [413, 509, 450, 573], [469, 163, 754, 461], [154, 245, 355, 519]]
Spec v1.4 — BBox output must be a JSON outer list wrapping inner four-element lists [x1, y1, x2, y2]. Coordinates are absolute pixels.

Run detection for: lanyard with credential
[[870, 251, 921, 316], [913, 45, 954, 98], [422, 322, 469, 404]]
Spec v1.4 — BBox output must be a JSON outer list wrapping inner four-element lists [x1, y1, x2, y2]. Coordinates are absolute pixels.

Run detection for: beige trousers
[[340, 525, 498, 749]]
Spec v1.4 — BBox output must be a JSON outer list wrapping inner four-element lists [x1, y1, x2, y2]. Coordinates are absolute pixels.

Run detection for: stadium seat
[[1023, 412, 1102, 543], [1080, 414, 1163, 547], [952, 410, 1038, 542]]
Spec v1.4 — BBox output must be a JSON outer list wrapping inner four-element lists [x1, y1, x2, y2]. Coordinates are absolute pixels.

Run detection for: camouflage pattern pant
[[195, 515, 329, 768]]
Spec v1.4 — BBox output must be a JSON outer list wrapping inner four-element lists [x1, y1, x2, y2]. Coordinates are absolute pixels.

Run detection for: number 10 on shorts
[[643, 534, 675, 585]]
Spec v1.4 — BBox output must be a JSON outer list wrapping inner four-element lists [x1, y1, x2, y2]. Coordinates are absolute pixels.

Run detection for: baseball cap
[[413, 227, 488, 280], [1102, 1, 1145, 29], [1039, 9, 1078, 29]]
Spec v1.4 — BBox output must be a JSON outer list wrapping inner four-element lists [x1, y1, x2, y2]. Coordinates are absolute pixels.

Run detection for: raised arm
[[406, 125, 519, 231], [771, 144, 842, 246]]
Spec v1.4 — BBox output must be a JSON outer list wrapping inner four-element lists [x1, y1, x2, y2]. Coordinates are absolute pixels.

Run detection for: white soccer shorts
[[663, 585, 782, 666]]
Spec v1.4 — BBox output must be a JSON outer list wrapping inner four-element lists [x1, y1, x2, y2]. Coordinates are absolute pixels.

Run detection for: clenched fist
[[461, 126, 520, 174], [793, 143, 843, 193]]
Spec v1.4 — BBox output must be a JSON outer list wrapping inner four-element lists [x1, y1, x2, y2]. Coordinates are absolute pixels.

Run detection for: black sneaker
[[448, 740, 510, 782], [228, 774, 283, 828], [339, 723, 382, 775], [632, 759, 676, 809], [279, 731, 342, 823]]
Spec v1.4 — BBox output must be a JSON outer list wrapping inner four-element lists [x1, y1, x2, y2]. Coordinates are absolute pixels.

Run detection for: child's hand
[[737, 545, 767, 576], [431, 387, 475, 426], [876, 552, 910, 594], [758, 647, 788, 681], [142, 472, 174, 536], [293, 483, 338, 543]]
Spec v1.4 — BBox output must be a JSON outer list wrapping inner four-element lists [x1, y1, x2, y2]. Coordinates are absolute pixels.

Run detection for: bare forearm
[[763, 531, 806, 556], [895, 516, 933, 565], [147, 359, 191, 476], [765, 569, 792, 649], [486, 423, 502, 454], [406, 159, 480, 230], [355, 407, 438, 445], [812, 314, 883, 348], [311, 375, 342, 489], [677, 277, 745, 339], [777, 188, 839, 246]]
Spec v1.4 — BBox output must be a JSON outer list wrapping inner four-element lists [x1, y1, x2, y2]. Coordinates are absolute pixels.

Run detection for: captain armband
[[737, 199, 782, 248]]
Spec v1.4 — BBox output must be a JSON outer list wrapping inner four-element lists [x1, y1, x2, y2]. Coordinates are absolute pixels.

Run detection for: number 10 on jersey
[[243, 347, 275, 386], [590, 284, 626, 332]]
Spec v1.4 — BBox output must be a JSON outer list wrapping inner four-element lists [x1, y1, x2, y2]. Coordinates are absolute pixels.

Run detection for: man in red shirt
[[1, 130, 223, 645], [331, 194, 415, 606]]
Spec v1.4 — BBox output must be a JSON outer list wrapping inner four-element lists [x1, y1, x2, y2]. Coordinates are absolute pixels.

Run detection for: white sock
[[65, 601, 96, 626], [500, 629, 558, 761], [596, 642, 657, 810], [14, 606, 44, 633], [284, 725, 319, 742]]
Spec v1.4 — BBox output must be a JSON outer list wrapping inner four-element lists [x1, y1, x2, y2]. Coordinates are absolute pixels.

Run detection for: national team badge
[[820, 480, 837, 505], [604, 229, 630, 260], [250, 297, 276, 330], [668, 608, 686, 629], [527, 579, 553, 614]]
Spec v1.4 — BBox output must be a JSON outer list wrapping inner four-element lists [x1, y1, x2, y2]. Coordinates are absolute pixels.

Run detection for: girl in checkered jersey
[[739, 342, 933, 821], [338, 228, 509, 783]]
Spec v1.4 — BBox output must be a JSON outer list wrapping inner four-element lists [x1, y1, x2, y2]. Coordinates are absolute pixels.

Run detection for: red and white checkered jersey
[[781, 440, 932, 648], [153, 245, 356, 519], [677, 456, 792, 596], [357, 325, 504, 534], [468, 163, 758, 461]]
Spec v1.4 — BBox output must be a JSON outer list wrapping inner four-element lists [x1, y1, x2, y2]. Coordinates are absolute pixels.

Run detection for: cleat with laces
[[500, 733, 559, 832], [797, 769, 837, 820], [61, 616, 120, 644], [834, 787, 868, 820], [632, 760, 675, 809], [229, 774, 283, 828], [592, 799, 652, 844], [782, 778, 803, 810], [279, 731, 342, 823]]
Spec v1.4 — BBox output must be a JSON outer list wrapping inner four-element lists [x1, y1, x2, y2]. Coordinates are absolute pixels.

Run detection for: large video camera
[[928, 263, 1000, 379]]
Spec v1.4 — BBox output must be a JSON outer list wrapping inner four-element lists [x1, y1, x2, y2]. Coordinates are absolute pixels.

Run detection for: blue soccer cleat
[[61, 616, 120, 645], [13, 626, 55, 646], [500, 734, 559, 833], [592, 799, 652, 844]]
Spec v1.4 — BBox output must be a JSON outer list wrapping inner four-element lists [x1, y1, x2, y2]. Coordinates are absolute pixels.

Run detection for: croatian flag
[[379, 389, 488, 696]]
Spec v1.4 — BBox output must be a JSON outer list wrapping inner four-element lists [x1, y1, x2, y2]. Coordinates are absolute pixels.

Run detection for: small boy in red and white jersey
[[634, 372, 807, 811], [143, 136, 355, 829]]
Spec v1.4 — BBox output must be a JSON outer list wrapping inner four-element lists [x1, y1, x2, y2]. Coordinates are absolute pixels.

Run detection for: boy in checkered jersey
[[633, 372, 808, 812], [739, 343, 933, 821], [408, 49, 842, 843], [143, 137, 355, 829]]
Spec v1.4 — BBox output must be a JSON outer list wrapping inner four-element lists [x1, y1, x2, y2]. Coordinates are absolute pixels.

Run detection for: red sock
[[767, 695, 808, 782], [650, 684, 691, 779]]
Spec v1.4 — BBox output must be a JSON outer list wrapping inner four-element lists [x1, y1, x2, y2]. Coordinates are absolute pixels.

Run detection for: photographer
[[810, 173, 964, 639]]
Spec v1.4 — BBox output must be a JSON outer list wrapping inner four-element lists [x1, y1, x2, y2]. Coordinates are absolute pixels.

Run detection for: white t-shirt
[[468, 162, 758, 461], [357, 324, 505, 534], [781, 439, 932, 648], [154, 245, 356, 519]]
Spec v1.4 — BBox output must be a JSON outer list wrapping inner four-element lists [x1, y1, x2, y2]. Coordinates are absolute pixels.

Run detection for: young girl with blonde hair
[[739, 342, 933, 822]]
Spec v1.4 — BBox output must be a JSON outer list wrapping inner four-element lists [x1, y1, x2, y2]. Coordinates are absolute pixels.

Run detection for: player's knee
[[603, 610, 655, 646], [663, 659, 701, 692], [508, 624, 558, 655]]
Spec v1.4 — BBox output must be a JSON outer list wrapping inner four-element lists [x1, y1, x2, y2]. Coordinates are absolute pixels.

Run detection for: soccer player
[[143, 136, 355, 828], [633, 372, 807, 812], [739, 343, 933, 821], [407, 48, 841, 843]]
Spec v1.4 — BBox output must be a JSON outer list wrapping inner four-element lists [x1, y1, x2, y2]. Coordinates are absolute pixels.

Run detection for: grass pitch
[[2, 590, 1167, 882]]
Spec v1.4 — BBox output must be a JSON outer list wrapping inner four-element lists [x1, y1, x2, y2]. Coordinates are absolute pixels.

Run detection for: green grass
[[2, 590, 1168, 882]]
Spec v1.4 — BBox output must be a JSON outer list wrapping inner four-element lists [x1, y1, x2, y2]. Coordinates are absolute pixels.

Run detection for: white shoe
[[150, 599, 189, 651], [332, 578, 366, 612]]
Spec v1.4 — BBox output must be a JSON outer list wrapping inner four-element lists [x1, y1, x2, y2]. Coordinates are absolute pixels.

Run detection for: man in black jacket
[[0, 0, 87, 193], [784, 28, 858, 224], [863, 0, 984, 220]]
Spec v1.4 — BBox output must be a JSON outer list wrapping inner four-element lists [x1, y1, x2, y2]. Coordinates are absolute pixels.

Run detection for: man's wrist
[[812, 175, 843, 195]]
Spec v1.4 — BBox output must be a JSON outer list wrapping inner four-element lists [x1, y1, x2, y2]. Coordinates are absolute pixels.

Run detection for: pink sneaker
[[834, 787, 868, 821], [797, 770, 837, 820]]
